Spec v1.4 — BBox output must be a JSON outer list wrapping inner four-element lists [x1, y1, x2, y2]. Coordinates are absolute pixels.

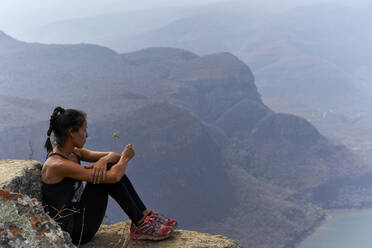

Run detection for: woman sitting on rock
[[41, 106, 177, 245]]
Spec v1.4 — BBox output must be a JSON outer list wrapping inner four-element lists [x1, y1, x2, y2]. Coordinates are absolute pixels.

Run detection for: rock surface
[[0, 189, 75, 248], [81, 221, 242, 248], [0, 160, 42, 201]]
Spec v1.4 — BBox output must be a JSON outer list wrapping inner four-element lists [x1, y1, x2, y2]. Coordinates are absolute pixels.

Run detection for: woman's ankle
[[136, 215, 147, 226], [143, 209, 149, 216]]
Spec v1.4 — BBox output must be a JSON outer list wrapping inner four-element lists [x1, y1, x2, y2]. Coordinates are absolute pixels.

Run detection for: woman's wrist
[[109, 156, 129, 180], [120, 155, 130, 163]]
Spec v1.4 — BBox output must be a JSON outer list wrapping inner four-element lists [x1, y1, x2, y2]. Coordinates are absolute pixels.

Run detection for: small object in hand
[[112, 132, 120, 138]]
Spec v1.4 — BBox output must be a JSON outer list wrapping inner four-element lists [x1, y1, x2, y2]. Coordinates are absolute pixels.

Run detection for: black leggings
[[70, 163, 147, 245]]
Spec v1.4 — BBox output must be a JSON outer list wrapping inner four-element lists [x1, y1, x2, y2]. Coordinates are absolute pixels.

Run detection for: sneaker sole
[[171, 222, 178, 230], [131, 229, 173, 241]]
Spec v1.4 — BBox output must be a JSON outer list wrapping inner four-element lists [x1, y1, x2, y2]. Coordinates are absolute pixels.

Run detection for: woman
[[41, 106, 177, 245]]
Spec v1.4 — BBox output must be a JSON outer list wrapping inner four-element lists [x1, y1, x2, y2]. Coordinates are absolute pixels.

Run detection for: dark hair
[[44, 106, 87, 153]]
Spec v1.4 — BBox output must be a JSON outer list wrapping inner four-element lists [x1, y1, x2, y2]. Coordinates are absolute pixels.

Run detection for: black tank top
[[41, 152, 84, 233]]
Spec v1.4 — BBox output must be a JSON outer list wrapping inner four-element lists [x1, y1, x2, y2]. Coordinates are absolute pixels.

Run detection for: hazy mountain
[[228, 113, 367, 191], [24, 7, 197, 45], [202, 164, 323, 248], [106, 3, 370, 106], [88, 101, 237, 228], [0, 94, 52, 132], [23, 1, 288, 45], [117, 46, 371, 195], [121, 49, 261, 122], [21, 2, 372, 116], [0, 101, 325, 248], [28, 1, 372, 155], [1, 32, 371, 247]]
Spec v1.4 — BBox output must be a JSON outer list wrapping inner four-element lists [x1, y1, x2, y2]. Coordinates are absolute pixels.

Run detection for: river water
[[298, 208, 372, 248]]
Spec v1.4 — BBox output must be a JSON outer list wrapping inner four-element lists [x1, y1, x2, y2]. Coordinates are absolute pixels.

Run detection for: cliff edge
[[81, 221, 241, 248], [0, 160, 242, 248]]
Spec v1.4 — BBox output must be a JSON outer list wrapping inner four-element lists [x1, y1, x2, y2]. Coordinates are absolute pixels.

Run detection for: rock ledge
[[82, 221, 241, 248]]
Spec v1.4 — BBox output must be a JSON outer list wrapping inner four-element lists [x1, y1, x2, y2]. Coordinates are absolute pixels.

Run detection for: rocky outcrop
[[0, 160, 43, 201], [0, 160, 75, 247], [0, 160, 242, 248], [81, 221, 241, 248], [0, 189, 75, 248]]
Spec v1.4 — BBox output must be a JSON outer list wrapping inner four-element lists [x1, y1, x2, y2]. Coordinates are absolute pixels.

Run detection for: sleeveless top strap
[[47, 152, 69, 160], [71, 151, 81, 164], [47, 152, 81, 164]]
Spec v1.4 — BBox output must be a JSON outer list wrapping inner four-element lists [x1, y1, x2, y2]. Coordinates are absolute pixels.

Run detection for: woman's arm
[[54, 144, 134, 184], [74, 147, 121, 163], [74, 148, 122, 183]]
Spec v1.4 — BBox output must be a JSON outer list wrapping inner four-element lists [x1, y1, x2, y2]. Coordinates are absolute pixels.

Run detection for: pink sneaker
[[130, 216, 173, 240], [149, 209, 178, 229]]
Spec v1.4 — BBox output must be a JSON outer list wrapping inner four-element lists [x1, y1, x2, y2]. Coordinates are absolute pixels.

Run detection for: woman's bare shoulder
[[43, 156, 59, 169], [42, 156, 66, 183]]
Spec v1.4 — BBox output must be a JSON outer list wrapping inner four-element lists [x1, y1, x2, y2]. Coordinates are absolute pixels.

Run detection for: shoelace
[[139, 217, 161, 233], [153, 212, 169, 223]]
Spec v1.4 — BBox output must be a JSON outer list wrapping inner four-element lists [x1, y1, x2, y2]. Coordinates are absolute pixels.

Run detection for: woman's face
[[71, 120, 88, 148]]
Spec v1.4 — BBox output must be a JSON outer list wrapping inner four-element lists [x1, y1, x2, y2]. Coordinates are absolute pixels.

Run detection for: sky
[[0, 0, 369, 40], [0, 1, 224, 26], [0, 0, 228, 16], [1, 0, 367, 18], [0, 0, 227, 37]]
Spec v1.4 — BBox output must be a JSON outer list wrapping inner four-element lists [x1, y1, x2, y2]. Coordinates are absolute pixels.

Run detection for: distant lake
[[298, 208, 372, 248]]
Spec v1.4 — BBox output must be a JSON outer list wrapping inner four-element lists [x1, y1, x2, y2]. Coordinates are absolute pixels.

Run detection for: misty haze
[[1, 0, 372, 247]]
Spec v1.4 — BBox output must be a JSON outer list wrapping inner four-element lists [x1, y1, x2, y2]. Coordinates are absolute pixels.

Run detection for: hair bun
[[54, 106, 65, 115], [50, 106, 65, 129]]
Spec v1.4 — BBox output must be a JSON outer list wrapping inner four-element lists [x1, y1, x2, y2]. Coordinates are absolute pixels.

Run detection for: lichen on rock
[[0, 189, 75, 248], [0, 194, 36, 244], [0, 160, 42, 201], [0, 160, 76, 247]]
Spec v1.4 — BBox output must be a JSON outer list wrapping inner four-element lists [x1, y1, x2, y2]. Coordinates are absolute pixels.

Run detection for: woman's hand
[[91, 158, 107, 184], [122, 144, 135, 160]]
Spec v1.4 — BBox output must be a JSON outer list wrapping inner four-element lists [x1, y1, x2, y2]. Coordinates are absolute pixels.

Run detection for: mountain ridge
[[0, 31, 370, 248]]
